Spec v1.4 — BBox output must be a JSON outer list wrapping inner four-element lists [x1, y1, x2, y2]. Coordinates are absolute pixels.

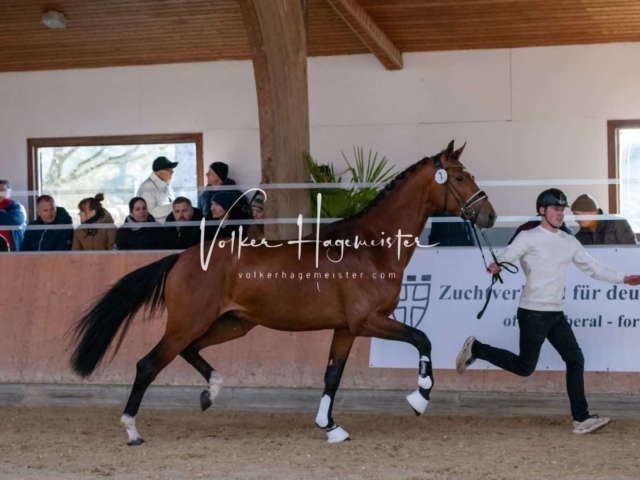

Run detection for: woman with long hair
[[115, 197, 161, 250]]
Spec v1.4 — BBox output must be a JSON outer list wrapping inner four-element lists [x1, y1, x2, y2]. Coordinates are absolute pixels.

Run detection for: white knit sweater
[[497, 225, 625, 311]]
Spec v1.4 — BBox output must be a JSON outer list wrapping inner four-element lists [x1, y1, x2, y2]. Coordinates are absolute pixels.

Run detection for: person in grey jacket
[[571, 194, 637, 245], [136, 156, 178, 223]]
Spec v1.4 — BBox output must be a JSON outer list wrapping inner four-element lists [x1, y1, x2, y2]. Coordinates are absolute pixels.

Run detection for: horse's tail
[[70, 253, 181, 377]]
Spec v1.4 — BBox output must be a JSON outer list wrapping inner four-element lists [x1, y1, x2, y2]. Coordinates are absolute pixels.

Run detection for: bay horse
[[70, 140, 496, 445]]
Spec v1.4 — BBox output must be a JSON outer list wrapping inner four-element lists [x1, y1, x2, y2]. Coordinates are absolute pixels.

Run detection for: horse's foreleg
[[316, 329, 355, 443], [361, 314, 433, 415], [181, 315, 257, 411], [121, 332, 194, 446]]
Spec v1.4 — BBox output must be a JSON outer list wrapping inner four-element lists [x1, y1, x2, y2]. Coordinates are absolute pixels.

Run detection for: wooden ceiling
[[1, 0, 640, 72]]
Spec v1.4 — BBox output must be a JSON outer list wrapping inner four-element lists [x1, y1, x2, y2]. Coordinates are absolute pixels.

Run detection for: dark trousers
[[472, 308, 589, 422]]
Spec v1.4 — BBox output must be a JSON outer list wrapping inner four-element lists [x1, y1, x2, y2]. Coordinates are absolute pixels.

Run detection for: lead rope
[[471, 224, 518, 319]]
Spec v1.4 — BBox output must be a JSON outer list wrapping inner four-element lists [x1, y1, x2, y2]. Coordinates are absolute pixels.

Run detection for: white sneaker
[[572, 415, 611, 434], [455, 336, 476, 374]]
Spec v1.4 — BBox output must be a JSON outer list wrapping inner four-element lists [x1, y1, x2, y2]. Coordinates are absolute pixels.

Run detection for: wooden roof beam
[[326, 0, 403, 70]]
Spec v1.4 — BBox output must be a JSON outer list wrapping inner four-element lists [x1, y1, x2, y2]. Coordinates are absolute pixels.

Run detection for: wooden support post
[[239, 0, 312, 240]]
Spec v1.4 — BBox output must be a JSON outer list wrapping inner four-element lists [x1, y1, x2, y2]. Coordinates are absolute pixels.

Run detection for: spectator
[[161, 197, 204, 250], [204, 191, 246, 241], [428, 212, 476, 247], [22, 195, 74, 251], [571, 194, 637, 245], [0, 179, 27, 252], [197, 162, 248, 218], [115, 197, 161, 250], [72, 194, 116, 251], [247, 191, 265, 241], [136, 156, 178, 223]]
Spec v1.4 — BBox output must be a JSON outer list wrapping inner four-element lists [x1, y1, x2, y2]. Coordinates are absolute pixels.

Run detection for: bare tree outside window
[[618, 129, 640, 233], [28, 134, 202, 225]]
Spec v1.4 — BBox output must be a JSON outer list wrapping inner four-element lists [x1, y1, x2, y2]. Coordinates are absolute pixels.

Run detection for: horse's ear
[[451, 142, 466, 161], [444, 140, 455, 159]]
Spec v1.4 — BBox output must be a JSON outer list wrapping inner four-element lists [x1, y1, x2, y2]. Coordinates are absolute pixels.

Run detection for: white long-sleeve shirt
[[497, 225, 625, 311]]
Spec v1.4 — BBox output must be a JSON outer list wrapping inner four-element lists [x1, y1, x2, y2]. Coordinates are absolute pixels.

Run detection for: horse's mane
[[331, 153, 437, 226]]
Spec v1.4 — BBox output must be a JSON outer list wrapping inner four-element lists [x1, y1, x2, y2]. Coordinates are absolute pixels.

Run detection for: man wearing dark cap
[[136, 156, 178, 223], [197, 161, 248, 218], [571, 193, 637, 245]]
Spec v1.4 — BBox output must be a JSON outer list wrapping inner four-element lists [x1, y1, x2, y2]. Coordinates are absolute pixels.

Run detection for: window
[[607, 120, 640, 235], [28, 134, 203, 225]]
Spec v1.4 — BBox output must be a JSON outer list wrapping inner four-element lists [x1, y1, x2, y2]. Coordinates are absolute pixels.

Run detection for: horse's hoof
[[411, 407, 421, 417], [326, 425, 350, 443], [127, 438, 145, 446], [200, 390, 212, 411]]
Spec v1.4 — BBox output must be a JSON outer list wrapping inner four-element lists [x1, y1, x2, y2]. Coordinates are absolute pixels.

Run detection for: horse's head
[[427, 140, 496, 229]]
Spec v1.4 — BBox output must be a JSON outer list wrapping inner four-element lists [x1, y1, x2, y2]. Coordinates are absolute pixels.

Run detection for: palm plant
[[305, 147, 396, 219]]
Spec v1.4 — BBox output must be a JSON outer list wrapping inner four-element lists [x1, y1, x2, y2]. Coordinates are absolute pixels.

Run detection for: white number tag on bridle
[[435, 169, 448, 184]]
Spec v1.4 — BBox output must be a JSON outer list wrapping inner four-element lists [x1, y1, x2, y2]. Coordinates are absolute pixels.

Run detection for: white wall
[[1, 42, 640, 220]]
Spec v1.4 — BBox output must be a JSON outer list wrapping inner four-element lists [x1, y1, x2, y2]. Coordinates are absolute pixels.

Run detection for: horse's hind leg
[[121, 331, 195, 446], [315, 329, 355, 443], [179, 345, 217, 411], [361, 314, 433, 416], [180, 314, 257, 411]]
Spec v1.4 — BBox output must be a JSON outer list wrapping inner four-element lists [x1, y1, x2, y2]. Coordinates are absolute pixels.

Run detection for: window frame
[[27, 133, 204, 221], [607, 119, 640, 240]]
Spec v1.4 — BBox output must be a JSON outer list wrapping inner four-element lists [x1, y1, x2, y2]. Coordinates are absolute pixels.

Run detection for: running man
[[456, 188, 640, 434]]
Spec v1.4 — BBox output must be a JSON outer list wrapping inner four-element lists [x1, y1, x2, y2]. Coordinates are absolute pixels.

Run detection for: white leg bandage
[[121, 414, 142, 444], [315, 394, 331, 428], [209, 371, 224, 402]]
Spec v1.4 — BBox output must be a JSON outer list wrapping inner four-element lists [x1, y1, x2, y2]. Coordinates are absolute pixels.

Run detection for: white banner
[[370, 247, 640, 372]]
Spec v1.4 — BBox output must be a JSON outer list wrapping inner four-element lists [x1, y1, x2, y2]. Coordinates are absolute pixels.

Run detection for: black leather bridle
[[433, 154, 488, 223], [432, 154, 518, 319]]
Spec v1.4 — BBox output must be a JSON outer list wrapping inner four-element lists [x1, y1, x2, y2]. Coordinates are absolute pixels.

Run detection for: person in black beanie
[[197, 161, 248, 218], [204, 191, 247, 241]]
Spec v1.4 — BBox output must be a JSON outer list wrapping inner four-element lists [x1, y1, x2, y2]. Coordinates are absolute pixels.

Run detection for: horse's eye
[[471, 175, 476, 181], [456, 176, 464, 182]]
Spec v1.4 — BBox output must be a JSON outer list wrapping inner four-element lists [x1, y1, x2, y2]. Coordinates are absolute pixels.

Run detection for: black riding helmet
[[536, 188, 568, 214]]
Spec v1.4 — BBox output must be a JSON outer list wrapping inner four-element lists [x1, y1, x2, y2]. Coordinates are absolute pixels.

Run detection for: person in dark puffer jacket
[[197, 162, 249, 218], [162, 197, 204, 250], [22, 195, 74, 251], [115, 197, 161, 250], [204, 191, 247, 241]]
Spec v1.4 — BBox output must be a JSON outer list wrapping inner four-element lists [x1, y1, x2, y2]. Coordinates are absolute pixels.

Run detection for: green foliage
[[305, 147, 396, 219]]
